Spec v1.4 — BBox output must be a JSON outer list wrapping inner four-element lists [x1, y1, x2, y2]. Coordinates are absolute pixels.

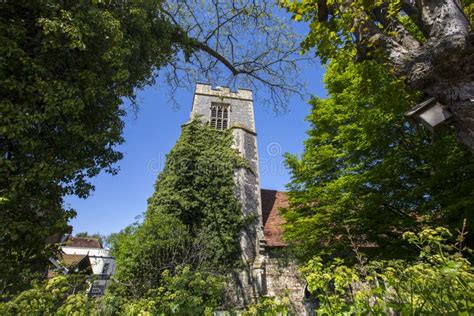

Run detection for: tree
[[0, 275, 92, 315], [118, 266, 225, 315], [282, 0, 474, 152], [0, 268, 225, 315], [0, 0, 303, 294], [283, 55, 474, 260], [0, 0, 180, 294], [301, 227, 474, 314], [111, 120, 248, 299]]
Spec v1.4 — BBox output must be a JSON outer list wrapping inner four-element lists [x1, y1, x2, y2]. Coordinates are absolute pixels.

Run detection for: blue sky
[[65, 25, 327, 237]]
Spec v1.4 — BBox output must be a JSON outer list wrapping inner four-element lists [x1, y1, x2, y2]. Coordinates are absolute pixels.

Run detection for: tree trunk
[[450, 98, 474, 152], [423, 31, 474, 152], [377, 0, 474, 152], [412, 32, 474, 152]]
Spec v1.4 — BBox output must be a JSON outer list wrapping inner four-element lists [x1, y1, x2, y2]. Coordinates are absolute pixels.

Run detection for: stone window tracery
[[210, 103, 229, 130]]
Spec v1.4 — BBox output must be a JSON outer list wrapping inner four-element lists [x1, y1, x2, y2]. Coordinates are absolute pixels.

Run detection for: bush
[[301, 226, 474, 314]]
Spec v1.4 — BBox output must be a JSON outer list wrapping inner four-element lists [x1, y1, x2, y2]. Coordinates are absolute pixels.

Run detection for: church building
[[189, 84, 308, 314]]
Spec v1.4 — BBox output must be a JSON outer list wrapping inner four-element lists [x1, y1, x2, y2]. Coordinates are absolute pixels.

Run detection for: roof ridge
[[260, 188, 287, 193]]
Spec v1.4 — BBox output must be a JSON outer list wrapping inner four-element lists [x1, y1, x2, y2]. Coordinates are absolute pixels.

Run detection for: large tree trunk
[[366, 0, 474, 152], [404, 1, 474, 152], [405, 0, 473, 152], [426, 44, 474, 152]]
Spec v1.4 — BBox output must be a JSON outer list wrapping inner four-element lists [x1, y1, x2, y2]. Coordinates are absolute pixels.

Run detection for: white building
[[61, 236, 115, 295]]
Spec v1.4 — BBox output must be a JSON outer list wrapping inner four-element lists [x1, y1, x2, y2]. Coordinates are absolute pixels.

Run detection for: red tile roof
[[64, 236, 102, 248], [261, 189, 289, 247]]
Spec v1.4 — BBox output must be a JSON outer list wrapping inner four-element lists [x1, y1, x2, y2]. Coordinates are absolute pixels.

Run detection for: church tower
[[190, 83, 265, 304], [189, 84, 308, 312]]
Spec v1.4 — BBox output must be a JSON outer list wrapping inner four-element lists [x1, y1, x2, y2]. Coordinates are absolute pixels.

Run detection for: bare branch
[[188, 40, 240, 76], [158, 0, 309, 111]]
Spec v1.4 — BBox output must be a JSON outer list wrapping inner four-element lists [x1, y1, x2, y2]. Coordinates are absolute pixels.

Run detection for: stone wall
[[191, 84, 254, 131], [264, 253, 307, 315]]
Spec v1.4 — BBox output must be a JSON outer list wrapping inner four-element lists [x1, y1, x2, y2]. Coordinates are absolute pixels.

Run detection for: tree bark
[[412, 0, 473, 152], [371, 0, 474, 152], [407, 0, 473, 152]]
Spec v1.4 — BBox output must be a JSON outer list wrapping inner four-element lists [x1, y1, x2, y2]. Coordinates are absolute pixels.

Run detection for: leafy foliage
[[281, 0, 406, 63], [281, 0, 473, 64], [0, 269, 224, 315], [242, 296, 291, 316], [301, 227, 474, 314], [118, 266, 225, 316], [0, 275, 91, 315], [0, 0, 183, 294], [4, 228, 472, 314], [111, 120, 247, 299], [284, 54, 474, 260]]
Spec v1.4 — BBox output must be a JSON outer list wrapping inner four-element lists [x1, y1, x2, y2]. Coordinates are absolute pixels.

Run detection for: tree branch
[[188, 39, 239, 76], [317, 0, 329, 22], [401, 0, 429, 37], [372, 5, 421, 50], [158, 0, 308, 111]]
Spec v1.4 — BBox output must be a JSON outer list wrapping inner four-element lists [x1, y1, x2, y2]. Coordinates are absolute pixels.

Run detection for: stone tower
[[190, 83, 265, 305]]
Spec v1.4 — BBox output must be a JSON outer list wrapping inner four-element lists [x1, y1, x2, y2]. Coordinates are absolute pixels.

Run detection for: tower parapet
[[194, 83, 253, 100], [191, 84, 256, 133]]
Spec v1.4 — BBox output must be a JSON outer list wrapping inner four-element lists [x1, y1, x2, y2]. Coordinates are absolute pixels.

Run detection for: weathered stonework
[[264, 255, 307, 314], [190, 84, 307, 314], [191, 83, 264, 259]]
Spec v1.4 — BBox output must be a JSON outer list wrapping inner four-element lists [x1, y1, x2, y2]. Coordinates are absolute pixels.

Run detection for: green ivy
[[111, 119, 248, 299]]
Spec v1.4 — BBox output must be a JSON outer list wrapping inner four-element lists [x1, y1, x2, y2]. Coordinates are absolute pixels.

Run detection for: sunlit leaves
[[301, 227, 474, 314], [280, 0, 424, 63], [283, 55, 474, 260], [0, 0, 180, 294]]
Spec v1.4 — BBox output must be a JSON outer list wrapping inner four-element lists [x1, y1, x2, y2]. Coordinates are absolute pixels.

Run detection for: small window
[[101, 263, 109, 275], [210, 103, 229, 130], [89, 282, 105, 295]]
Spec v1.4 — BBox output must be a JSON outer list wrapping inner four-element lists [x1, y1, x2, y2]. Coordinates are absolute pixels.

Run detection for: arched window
[[210, 103, 230, 130]]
